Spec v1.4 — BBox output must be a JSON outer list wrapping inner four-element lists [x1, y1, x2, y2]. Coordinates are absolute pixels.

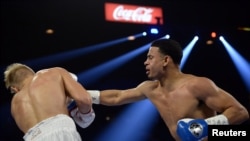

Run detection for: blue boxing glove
[[177, 118, 208, 141]]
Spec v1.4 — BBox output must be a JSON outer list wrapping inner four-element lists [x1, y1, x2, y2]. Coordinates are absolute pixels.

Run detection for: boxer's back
[[11, 68, 69, 133]]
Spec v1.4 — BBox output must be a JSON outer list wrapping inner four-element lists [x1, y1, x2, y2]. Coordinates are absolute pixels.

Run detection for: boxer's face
[[144, 47, 166, 80]]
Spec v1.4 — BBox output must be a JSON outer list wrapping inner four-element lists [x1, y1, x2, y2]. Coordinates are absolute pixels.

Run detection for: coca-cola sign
[[105, 2, 163, 25]]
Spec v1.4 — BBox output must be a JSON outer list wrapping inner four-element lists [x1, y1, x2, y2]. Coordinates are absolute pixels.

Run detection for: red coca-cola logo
[[105, 2, 163, 25], [113, 6, 153, 22]]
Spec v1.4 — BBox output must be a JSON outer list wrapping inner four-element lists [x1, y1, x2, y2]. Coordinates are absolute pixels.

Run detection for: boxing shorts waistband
[[23, 114, 75, 140]]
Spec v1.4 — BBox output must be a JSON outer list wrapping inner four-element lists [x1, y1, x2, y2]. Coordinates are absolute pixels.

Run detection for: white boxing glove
[[70, 107, 95, 128]]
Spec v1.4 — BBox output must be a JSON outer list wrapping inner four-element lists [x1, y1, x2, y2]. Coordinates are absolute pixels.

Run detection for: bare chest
[[148, 89, 199, 120]]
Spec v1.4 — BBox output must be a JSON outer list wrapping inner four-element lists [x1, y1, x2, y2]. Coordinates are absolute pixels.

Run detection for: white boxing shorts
[[23, 114, 82, 141]]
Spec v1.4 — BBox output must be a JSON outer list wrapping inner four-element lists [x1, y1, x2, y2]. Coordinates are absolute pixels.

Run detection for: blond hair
[[4, 63, 35, 89]]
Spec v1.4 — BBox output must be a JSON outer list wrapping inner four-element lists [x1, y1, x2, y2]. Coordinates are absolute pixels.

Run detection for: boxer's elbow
[[231, 105, 249, 124], [240, 107, 249, 123]]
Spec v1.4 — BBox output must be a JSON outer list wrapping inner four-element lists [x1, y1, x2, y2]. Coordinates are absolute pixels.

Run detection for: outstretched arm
[[88, 81, 149, 105], [88, 88, 146, 105]]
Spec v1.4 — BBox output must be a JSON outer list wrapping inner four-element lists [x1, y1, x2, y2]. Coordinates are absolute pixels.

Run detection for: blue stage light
[[150, 28, 159, 34]]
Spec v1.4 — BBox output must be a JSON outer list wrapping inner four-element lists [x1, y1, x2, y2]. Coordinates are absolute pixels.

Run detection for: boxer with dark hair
[[4, 63, 95, 141], [87, 39, 249, 141]]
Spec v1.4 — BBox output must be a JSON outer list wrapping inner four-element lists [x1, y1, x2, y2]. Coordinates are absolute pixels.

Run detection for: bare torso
[[11, 69, 69, 133], [143, 74, 216, 140]]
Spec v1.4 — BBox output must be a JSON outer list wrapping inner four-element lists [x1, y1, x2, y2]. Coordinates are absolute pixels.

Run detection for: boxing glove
[[70, 107, 95, 128], [68, 100, 95, 128], [177, 118, 208, 141]]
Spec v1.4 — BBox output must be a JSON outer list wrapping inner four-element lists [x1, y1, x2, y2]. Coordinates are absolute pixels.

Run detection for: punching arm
[[87, 90, 100, 104]]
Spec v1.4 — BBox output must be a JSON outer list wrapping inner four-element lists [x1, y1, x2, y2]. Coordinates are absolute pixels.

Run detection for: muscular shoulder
[[34, 67, 70, 83], [137, 80, 159, 92], [188, 76, 215, 88], [139, 80, 158, 86], [187, 76, 218, 97], [36, 67, 67, 75]]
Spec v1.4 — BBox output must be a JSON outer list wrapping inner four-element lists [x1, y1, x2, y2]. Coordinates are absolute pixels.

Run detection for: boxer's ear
[[163, 55, 170, 67], [9, 86, 19, 94]]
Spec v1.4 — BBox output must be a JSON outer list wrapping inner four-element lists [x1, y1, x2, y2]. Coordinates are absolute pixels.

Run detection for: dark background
[[1, 0, 249, 141]]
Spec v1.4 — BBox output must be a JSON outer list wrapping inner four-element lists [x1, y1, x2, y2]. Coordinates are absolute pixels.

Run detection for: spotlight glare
[[238, 27, 250, 31], [46, 29, 54, 34], [180, 36, 199, 69], [219, 36, 224, 40], [127, 36, 135, 40], [150, 28, 159, 34], [220, 36, 250, 92], [206, 40, 213, 45], [211, 32, 216, 38], [164, 34, 170, 39], [106, 116, 111, 121], [194, 36, 199, 41]]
